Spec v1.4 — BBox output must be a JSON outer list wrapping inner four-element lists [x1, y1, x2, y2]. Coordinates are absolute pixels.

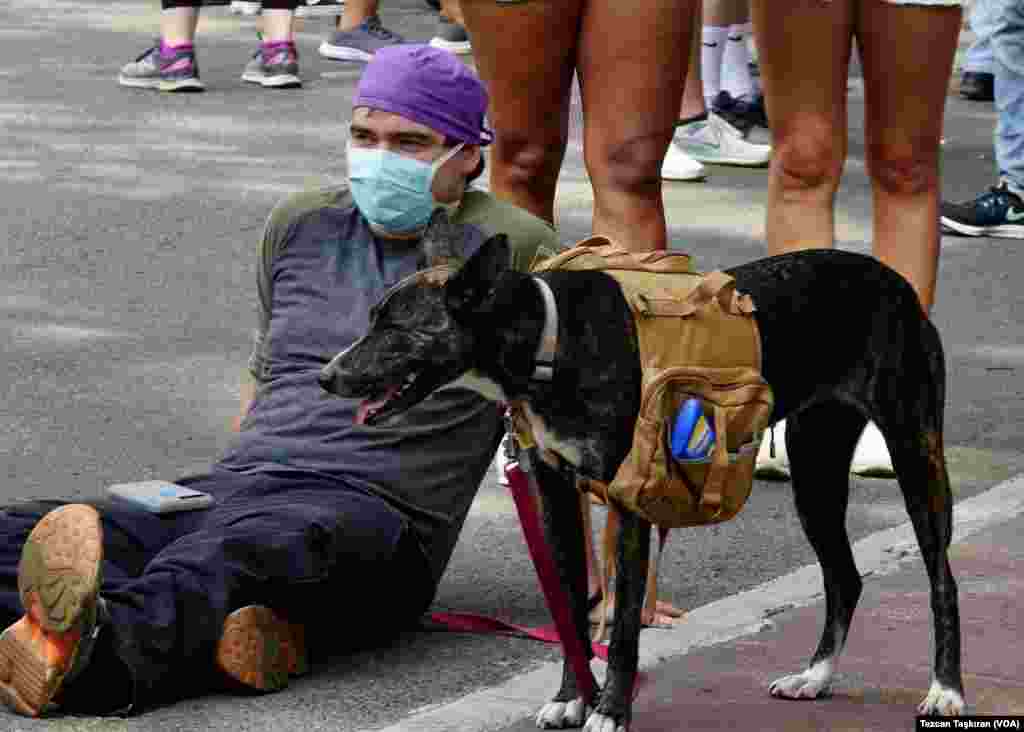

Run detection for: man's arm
[[231, 372, 258, 433]]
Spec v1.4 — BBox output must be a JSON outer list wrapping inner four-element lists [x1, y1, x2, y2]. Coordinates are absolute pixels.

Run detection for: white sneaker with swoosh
[[671, 112, 771, 167]]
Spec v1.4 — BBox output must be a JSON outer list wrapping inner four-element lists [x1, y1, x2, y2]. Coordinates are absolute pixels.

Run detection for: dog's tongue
[[354, 385, 401, 425]]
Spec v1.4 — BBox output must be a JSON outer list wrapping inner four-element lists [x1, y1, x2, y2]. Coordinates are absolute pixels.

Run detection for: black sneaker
[[940, 182, 1024, 238], [959, 71, 994, 102], [429, 15, 471, 55], [710, 90, 769, 136]]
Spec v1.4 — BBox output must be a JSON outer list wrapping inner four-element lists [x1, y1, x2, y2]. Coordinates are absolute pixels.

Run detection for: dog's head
[[319, 209, 513, 426]]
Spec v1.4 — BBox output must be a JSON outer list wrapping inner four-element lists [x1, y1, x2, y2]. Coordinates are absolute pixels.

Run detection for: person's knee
[[586, 133, 668, 194], [773, 119, 844, 197], [868, 139, 939, 197], [493, 132, 565, 188]]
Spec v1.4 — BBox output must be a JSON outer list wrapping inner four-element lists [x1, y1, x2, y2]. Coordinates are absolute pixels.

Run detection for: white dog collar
[[531, 276, 558, 382]]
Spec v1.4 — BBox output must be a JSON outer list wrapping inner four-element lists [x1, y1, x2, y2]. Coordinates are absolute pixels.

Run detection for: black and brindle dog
[[319, 215, 964, 731]]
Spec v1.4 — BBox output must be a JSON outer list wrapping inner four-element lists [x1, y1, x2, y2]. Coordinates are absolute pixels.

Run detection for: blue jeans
[[965, 0, 998, 73], [992, 0, 1024, 189], [0, 470, 435, 714]]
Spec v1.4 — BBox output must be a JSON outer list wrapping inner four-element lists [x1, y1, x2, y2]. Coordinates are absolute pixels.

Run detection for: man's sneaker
[[672, 112, 771, 167], [850, 422, 895, 478], [661, 140, 707, 181], [318, 14, 405, 61], [711, 90, 769, 134], [242, 42, 302, 88], [959, 71, 994, 102], [216, 606, 308, 692], [0, 505, 104, 717], [755, 420, 790, 480], [118, 43, 205, 92], [941, 182, 1024, 238], [230, 0, 262, 15], [231, 0, 345, 17], [429, 15, 472, 55]]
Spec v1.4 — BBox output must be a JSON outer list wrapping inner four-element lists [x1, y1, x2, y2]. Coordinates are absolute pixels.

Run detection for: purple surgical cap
[[353, 44, 493, 146]]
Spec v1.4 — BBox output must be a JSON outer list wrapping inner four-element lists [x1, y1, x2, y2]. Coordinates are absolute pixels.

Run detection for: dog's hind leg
[[532, 454, 598, 730], [873, 326, 964, 715], [769, 400, 867, 702]]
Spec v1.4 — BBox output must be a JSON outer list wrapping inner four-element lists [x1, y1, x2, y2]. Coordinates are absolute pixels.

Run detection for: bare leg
[[856, 1, 962, 313], [679, 1, 706, 120], [262, 8, 296, 42], [461, 0, 583, 226], [578, 0, 698, 251], [750, 0, 854, 254], [338, 0, 378, 30], [161, 6, 200, 45]]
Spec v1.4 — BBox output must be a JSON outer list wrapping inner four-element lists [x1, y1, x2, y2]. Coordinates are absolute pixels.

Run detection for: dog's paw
[[918, 680, 965, 716], [769, 660, 834, 700], [536, 698, 588, 729], [583, 711, 627, 732]]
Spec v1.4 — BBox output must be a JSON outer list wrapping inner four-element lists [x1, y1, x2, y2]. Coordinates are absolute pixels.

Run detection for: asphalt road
[[1, 2, 1022, 730]]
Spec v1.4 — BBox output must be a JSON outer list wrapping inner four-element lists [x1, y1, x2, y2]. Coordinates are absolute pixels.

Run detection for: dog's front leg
[[532, 453, 596, 729], [586, 508, 649, 732]]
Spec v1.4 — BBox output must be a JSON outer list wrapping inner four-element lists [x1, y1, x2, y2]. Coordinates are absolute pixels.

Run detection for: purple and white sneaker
[[119, 42, 205, 92]]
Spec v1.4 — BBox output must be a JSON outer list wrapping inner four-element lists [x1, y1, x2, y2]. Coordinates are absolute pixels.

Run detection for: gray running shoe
[[241, 42, 302, 88], [429, 15, 471, 55], [318, 14, 404, 61], [118, 43, 205, 92]]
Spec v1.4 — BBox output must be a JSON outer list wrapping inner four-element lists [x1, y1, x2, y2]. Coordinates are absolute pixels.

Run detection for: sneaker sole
[[216, 606, 308, 693], [118, 75, 205, 92], [661, 165, 707, 181], [684, 150, 771, 167], [429, 38, 472, 55], [318, 42, 373, 62], [0, 505, 103, 717], [940, 217, 1024, 239], [241, 71, 302, 88]]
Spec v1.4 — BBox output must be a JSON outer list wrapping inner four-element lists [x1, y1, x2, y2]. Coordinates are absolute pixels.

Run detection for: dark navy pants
[[0, 469, 434, 714]]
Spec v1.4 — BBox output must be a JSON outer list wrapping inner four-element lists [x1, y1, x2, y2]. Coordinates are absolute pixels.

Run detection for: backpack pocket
[[610, 365, 773, 528]]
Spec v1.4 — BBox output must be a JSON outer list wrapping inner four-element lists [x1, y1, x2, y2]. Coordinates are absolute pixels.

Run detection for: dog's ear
[[420, 208, 464, 268], [445, 234, 511, 319]]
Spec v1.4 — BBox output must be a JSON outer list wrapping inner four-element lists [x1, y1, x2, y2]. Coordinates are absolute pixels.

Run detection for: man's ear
[[421, 208, 464, 268], [445, 234, 511, 319]]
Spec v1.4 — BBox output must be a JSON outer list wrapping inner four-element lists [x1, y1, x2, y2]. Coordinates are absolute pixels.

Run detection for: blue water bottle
[[670, 398, 716, 462]]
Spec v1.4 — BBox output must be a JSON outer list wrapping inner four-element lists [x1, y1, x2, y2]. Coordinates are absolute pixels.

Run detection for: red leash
[[426, 457, 649, 704]]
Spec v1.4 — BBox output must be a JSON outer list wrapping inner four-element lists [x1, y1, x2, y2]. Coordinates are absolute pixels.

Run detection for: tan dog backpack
[[524, 238, 774, 529]]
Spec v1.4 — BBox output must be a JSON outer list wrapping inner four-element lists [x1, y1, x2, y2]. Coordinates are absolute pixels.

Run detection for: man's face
[[349, 108, 480, 204]]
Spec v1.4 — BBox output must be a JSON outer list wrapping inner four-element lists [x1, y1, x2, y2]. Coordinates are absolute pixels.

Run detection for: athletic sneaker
[[0, 505, 105, 717], [242, 42, 302, 88], [850, 422, 895, 478], [216, 605, 308, 692], [672, 112, 771, 167], [118, 43, 205, 92], [755, 419, 790, 480], [940, 182, 1024, 239], [231, 0, 346, 18], [959, 71, 994, 102], [711, 90, 769, 135], [318, 14, 405, 61], [429, 15, 472, 55], [661, 140, 707, 181], [493, 434, 513, 487]]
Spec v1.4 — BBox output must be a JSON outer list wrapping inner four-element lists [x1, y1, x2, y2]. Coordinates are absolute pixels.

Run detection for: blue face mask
[[347, 141, 466, 236]]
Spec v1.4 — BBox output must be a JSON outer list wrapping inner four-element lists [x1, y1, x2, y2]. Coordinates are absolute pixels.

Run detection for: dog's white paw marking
[[582, 711, 626, 732], [536, 698, 587, 729], [769, 658, 834, 700], [918, 680, 965, 716]]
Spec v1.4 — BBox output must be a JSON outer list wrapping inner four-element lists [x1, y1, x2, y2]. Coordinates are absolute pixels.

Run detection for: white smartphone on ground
[[105, 480, 214, 514]]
